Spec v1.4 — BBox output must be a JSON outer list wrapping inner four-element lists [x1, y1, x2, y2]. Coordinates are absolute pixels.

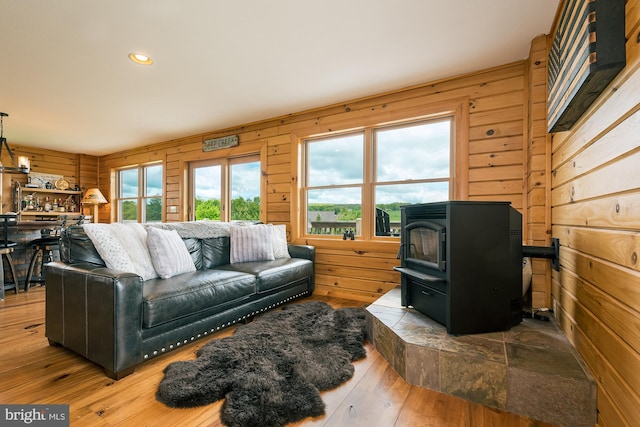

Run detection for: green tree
[[231, 196, 260, 220], [195, 198, 221, 220], [146, 198, 162, 222], [122, 200, 137, 221], [337, 206, 361, 221]]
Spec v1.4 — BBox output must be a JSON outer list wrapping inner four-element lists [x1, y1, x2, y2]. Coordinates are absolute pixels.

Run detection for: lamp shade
[[81, 188, 108, 205]]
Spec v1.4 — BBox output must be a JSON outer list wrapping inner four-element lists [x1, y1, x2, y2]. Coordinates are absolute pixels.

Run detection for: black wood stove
[[395, 201, 524, 335]]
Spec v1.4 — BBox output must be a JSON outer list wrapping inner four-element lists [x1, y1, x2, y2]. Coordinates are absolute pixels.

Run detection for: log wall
[[527, 35, 554, 309], [1, 145, 96, 214], [5, 5, 639, 424], [550, 1, 640, 425], [11, 145, 81, 188], [98, 62, 528, 303]]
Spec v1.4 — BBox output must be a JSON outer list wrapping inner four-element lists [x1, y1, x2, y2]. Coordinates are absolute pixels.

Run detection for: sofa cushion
[[201, 236, 231, 269], [60, 225, 107, 266], [270, 224, 291, 259], [183, 237, 203, 269], [82, 223, 158, 280], [219, 258, 313, 293], [142, 269, 256, 328], [230, 224, 275, 263], [147, 227, 197, 279]]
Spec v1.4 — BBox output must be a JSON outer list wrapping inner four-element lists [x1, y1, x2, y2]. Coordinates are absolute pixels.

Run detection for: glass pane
[[194, 165, 221, 220], [375, 120, 451, 182], [375, 182, 449, 236], [230, 161, 260, 221], [409, 227, 440, 263], [119, 169, 138, 198], [308, 134, 363, 186], [120, 199, 138, 222], [145, 198, 162, 222], [307, 187, 361, 236], [145, 164, 163, 197]]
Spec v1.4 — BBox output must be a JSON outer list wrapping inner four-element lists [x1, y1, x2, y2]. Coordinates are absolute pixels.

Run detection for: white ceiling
[[0, 0, 559, 156]]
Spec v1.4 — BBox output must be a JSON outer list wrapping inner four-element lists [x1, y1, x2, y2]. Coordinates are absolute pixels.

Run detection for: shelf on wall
[[20, 188, 82, 195], [19, 211, 83, 217]]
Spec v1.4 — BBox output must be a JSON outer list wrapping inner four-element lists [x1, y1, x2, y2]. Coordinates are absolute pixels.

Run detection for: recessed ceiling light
[[128, 52, 153, 65]]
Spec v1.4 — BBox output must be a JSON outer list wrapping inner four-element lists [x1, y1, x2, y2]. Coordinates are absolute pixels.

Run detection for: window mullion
[[362, 128, 374, 240], [138, 167, 144, 221], [221, 159, 229, 221]]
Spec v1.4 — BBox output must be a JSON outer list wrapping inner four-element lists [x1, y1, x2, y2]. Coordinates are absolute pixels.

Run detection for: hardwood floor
[[0, 287, 553, 426]]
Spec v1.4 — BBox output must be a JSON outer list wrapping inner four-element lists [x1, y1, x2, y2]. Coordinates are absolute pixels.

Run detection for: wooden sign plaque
[[203, 135, 239, 152]]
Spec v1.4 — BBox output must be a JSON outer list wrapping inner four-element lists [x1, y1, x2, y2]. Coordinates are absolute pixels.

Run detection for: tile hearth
[[365, 288, 596, 427]]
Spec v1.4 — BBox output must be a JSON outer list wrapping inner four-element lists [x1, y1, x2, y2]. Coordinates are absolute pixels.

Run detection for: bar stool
[[0, 213, 19, 301], [24, 215, 84, 291], [24, 231, 60, 290]]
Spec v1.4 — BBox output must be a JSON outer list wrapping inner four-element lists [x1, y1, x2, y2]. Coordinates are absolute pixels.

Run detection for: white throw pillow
[[115, 223, 158, 280], [83, 223, 158, 280], [230, 224, 275, 263], [147, 227, 197, 279], [83, 224, 138, 273], [270, 224, 290, 259]]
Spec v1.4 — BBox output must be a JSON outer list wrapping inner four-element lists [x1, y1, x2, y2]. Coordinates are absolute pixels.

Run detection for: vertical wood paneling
[[77, 154, 98, 191], [550, 1, 640, 425], [76, 153, 100, 219], [526, 35, 553, 309]]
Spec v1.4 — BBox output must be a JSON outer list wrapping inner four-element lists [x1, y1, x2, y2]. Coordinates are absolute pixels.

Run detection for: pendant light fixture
[[0, 112, 30, 174]]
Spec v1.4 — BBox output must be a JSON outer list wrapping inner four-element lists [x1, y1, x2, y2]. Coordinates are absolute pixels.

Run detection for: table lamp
[[81, 188, 108, 223]]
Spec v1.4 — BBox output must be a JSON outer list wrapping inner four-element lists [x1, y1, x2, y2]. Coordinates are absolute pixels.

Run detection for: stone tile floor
[[365, 287, 597, 427]]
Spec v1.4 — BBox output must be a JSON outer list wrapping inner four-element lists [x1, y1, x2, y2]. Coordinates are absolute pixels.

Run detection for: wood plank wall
[[9, 7, 640, 424], [10, 145, 82, 189], [98, 62, 528, 303], [465, 66, 526, 210], [550, 1, 640, 426], [1, 145, 96, 214], [527, 35, 553, 309]]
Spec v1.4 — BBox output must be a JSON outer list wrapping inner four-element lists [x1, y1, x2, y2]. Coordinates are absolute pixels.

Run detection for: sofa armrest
[[287, 244, 315, 261], [45, 261, 144, 378]]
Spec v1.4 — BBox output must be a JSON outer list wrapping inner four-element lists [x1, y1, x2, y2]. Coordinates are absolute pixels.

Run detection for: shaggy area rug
[[156, 301, 368, 427]]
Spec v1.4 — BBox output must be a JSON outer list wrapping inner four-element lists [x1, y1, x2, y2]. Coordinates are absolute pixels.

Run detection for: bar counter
[[8, 221, 61, 288], [16, 220, 59, 229]]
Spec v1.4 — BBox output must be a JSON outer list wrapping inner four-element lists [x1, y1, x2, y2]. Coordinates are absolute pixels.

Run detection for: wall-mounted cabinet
[[14, 183, 82, 221]]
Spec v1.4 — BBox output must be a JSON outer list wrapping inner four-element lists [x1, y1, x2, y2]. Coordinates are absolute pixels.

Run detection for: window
[[303, 117, 452, 238], [116, 163, 163, 223], [190, 155, 261, 221]]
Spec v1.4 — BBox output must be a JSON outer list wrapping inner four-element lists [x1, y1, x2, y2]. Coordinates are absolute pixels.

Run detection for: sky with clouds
[[194, 161, 260, 200], [120, 164, 163, 198], [307, 119, 451, 205], [121, 119, 450, 207]]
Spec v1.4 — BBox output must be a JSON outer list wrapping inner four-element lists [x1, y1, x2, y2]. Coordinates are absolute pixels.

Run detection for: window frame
[[299, 114, 457, 241], [188, 153, 262, 222], [114, 162, 164, 223]]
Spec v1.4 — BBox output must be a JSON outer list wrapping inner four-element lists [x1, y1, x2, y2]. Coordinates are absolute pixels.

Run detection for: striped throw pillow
[[147, 227, 197, 279], [230, 224, 275, 263]]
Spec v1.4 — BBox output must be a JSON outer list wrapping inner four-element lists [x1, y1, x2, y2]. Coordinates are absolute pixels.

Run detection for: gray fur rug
[[156, 301, 368, 427]]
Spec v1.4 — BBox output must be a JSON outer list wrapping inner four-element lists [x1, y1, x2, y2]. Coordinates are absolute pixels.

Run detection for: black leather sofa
[[45, 223, 315, 379]]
